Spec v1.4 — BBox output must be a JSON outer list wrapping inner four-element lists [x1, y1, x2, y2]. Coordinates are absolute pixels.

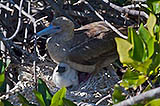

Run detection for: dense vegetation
[[0, 0, 160, 106]]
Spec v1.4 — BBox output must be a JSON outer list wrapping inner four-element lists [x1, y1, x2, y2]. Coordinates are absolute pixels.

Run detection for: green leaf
[[0, 60, 9, 92], [0, 101, 4, 106], [112, 84, 126, 104], [120, 69, 147, 89], [135, 59, 152, 75], [139, 24, 155, 59], [18, 93, 30, 106], [33, 90, 46, 106], [0, 79, 6, 93], [147, 37, 155, 58], [63, 98, 77, 106], [0, 71, 5, 87], [139, 24, 151, 43], [0, 60, 5, 73], [147, 13, 156, 36], [137, 75, 148, 86], [147, 0, 160, 14], [128, 27, 146, 62], [50, 87, 67, 106], [18, 93, 36, 106], [158, 32, 160, 42], [149, 43, 160, 75], [132, 103, 144, 106], [143, 84, 152, 93], [115, 37, 134, 63], [154, 25, 160, 33], [38, 78, 52, 106], [145, 98, 160, 106], [2, 100, 14, 106]]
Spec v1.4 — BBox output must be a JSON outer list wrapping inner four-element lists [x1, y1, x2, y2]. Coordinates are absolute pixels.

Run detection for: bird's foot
[[78, 72, 91, 83]]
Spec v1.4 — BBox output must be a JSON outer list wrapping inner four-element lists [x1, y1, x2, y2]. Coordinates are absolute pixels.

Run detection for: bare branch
[[122, 4, 148, 9], [102, 0, 148, 19], [96, 95, 111, 105], [0, 33, 20, 63], [3, 0, 24, 41], [113, 87, 160, 106], [0, 3, 14, 12], [45, 0, 79, 27], [82, 0, 128, 39]]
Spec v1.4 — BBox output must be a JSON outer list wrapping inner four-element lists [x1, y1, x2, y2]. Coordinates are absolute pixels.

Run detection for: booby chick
[[52, 63, 78, 88], [36, 17, 127, 88]]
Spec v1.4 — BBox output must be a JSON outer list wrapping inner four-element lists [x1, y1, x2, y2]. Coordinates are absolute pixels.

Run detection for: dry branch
[[45, 0, 79, 27], [3, 0, 23, 41], [101, 0, 148, 18], [113, 87, 160, 106], [81, 0, 128, 39]]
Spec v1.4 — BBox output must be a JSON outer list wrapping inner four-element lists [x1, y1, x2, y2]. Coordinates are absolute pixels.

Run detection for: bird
[[52, 62, 79, 88], [36, 16, 127, 88]]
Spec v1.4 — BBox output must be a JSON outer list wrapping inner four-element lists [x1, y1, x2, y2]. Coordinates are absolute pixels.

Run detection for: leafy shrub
[[18, 79, 76, 106], [112, 0, 160, 105]]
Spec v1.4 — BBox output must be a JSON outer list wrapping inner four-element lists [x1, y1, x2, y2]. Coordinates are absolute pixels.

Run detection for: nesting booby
[[36, 17, 126, 88]]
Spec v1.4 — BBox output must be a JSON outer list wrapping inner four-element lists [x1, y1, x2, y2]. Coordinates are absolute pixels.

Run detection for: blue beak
[[36, 24, 62, 37]]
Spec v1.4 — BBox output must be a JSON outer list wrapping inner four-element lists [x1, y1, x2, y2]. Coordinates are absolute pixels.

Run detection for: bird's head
[[52, 63, 79, 88], [36, 17, 74, 40], [52, 17, 74, 34], [54, 63, 71, 74]]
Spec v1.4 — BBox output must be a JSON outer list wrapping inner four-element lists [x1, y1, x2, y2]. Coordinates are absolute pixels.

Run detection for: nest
[[7, 59, 119, 106]]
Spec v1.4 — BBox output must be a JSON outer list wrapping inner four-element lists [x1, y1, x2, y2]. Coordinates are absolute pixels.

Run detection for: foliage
[[1, 74, 76, 106], [36, 79, 52, 106], [0, 60, 6, 93], [146, 0, 160, 14], [145, 99, 160, 106], [50, 87, 66, 106], [0, 100, 14, 106], [18, 93, 37, 106], [0, 0, 159, 106], [0, 60, 13, 105], [17, 78, 76, 106], [112, 84, 126, 104], [0, 59, 10, 93], [113, 0, 160, 105]]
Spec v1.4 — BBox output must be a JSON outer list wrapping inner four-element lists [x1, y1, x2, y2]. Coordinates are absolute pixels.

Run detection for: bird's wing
[[68, 21, 123, 66]]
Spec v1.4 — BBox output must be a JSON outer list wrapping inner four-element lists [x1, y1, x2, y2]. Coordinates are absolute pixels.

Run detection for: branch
[[77, 102, 95, 106], [3, 0, 24, 41], [0, 3, 14, 12], [0, 33, 20, 63], [122, 4, 148, 9], [81, 0, 128, 39], [102, 0, 148, 19], [45, 0, 79, 27], [113, 87, 160, 106], [0, 33, 34, 64], [10, 0, 35, 22], [96, 95, 111, 105]]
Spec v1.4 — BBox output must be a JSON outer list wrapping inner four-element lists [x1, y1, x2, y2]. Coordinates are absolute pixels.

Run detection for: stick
[[113, 87, 160, 106]]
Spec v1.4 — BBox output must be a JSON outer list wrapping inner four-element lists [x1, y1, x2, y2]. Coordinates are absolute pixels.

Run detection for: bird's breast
[[46, 38, 69, 63]]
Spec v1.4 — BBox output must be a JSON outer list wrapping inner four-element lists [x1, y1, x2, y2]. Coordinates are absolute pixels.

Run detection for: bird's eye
[[57, 66, 66, 73], [55, 26, 60, 29]]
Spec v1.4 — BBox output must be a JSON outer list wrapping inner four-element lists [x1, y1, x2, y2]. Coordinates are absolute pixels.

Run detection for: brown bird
[[36, 17, 127, 88]]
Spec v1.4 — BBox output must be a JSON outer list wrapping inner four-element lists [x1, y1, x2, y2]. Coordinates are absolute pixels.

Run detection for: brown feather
[[44, 17, 127, 73], [68, 21, 119, 66]]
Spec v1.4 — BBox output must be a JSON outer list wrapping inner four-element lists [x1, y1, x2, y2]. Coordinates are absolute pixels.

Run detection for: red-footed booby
[[36, 17, 126, 88]]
